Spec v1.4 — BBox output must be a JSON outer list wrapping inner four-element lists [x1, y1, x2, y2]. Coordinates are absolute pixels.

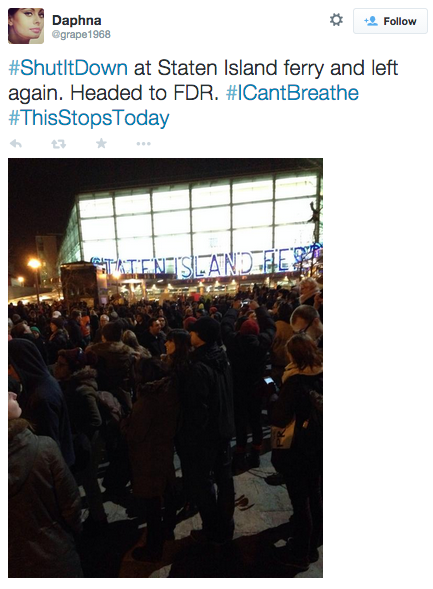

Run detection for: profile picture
[[8, 8, 44, 44]]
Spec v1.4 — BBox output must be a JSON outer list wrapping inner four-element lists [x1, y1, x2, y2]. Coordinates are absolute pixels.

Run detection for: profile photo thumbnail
[[8, 8, 44, 44]]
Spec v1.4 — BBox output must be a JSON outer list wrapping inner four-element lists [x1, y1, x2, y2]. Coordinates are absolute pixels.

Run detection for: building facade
[[58, 166, 323, 299]]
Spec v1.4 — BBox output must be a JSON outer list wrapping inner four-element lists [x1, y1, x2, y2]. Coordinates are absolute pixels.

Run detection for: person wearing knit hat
[[47, 317, 70, 365], [183, 316, 197, 332], [239, 319, 260, 337], [221, 299, 276, 472], [209, 306, 218, 315], [52, 311, 62, 319], [189, 316, 220, 345], [30, 326, 41, 336], [182, 315, 235, 545]]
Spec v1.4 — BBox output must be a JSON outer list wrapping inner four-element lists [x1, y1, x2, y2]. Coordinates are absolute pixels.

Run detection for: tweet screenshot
[[5, 0, 432, 582]]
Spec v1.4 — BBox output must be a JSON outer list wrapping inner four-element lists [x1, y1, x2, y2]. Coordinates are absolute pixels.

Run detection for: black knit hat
[[189, 316, 220, 344], [50, 317, 64, 329]]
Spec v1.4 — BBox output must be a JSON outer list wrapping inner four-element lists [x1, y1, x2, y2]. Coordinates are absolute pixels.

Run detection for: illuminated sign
[[90, 243, 322, 279]]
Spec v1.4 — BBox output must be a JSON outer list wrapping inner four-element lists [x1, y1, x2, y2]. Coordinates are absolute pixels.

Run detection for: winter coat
[[66, 318, 85, 348], [87, 340, 135, 410], [126, 377, 180, 498], [60, 368, 102, 441], [269, 370, 323, 476], [8, 420, 83, 578], [8, 339, 75, 467], [181, 342, 235, 450], [221, 306, 276, 389], [46, 328, 70, 364], [140, 331, 167, 357]]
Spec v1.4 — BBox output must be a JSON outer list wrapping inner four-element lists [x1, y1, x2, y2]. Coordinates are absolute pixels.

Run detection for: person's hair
[[148, 318, 160, 329], [278, 302, 293, 324], [10, 322, 29, 338], [299, 277, 320, 290], [290, 304, 320, 325], [8, 9, 20, 18], [71, 310, 81, 320], [286, 333, 322, 370], [122, 329, 140, 350], [102, 320, 122, 342], [166, 329, 191, 370]]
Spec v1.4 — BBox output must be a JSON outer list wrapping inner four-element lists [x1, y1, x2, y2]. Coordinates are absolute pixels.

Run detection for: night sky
[[8, 158, 322, 279]]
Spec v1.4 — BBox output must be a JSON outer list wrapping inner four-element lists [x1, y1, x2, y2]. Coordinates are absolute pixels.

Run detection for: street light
[[17, 276, 24, 286], [27, 258, 41, 304]]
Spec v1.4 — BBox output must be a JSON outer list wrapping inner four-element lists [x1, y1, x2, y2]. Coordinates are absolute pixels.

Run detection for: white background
[[4, 1, 433, 585]]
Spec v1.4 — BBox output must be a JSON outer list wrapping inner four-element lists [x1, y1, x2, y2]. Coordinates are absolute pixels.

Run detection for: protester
[[184, 317, 236, 544], [8, 338, 75, 467], [126, 361, 180, 562], [221, 299, 276, 471], [55, 347, 108, 534], [290, 305, 323, 349], [141, 318, 167, 357], [8, 390, 83, 577], [269, 333, 323, 570], [47, 317, 70, 365]]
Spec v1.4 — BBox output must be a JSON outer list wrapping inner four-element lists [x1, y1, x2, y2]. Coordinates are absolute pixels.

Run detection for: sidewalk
[[78, 434, 323, 578]]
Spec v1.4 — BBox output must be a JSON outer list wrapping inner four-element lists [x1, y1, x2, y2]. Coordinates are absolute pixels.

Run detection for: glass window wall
[[192, 206, 230, 232], [115, 193, 150, 215], [232, 201, 272, 228], [274, 223, 315, 248], [117, 237, 153, 259], [232, 227, 272, 252], [153, 210, 190, 235], [79, 197, 113, 218], [192, 184, 230, 208], [275, 176, 317, 199], [152, 188, 189, 212], [81, 217, 115, 241], [116, 214, 152, 238], [193, 231, 231, 252], [233, 180, 272, 203], [275, 197, 314, 224], [154, 233, 191, 257], [83, 240, 117, 261]]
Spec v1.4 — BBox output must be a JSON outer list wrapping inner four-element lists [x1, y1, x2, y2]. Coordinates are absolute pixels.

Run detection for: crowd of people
[[8, 278, 323, 576]]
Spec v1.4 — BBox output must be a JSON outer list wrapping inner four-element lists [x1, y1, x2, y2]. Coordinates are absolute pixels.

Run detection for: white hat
[[52, 311, 62, 318]]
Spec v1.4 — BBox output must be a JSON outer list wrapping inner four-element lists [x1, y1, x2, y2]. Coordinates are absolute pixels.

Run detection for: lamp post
[[27, 259, 41, 304]]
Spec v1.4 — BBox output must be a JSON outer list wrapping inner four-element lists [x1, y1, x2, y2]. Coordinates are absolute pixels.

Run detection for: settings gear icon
[[330, 13, 343, 26]]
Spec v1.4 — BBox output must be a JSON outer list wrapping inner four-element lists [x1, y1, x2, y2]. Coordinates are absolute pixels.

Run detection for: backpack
[[95, 390, 124, 428]]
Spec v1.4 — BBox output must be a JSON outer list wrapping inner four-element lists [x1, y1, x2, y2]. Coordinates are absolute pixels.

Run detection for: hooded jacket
[[182, 342, 235, 447], [8, 419, 83, 578], [8, 338, 75, 467]]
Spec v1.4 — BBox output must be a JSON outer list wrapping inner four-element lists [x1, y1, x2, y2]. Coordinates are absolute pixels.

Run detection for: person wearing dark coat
[[8, 338, 75, 467], [8, 394, 83, 578], [47, 317, 70, 365], [87, 321, 135, 413], [140, 318, 167, 357], [55, 348, 108, 531], [269, 333, 323, 570], [66, 310, 86, 348], [125, 370, 180, 562], [221, 299, 276, 471], [183, 317, 236, 544]]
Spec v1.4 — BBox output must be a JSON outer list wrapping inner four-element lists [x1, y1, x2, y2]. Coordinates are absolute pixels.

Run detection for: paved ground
[[77, 428, 323, 578]]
